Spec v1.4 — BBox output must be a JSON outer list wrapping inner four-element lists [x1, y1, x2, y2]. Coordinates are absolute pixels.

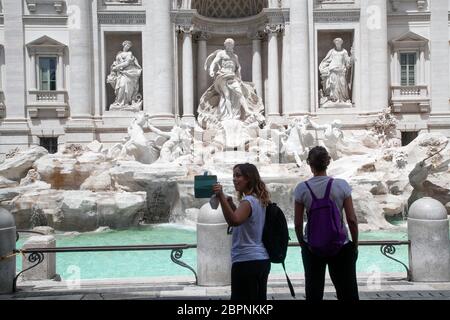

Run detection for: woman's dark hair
[[307, 146, 331, 172], [233, 163, 270, 206]]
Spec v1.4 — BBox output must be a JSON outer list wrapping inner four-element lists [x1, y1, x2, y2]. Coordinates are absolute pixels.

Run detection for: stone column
[[91, 0, 101, 119], [419, 50, 425, 85], [408, 198, 450, 282], [430, 0, 449, 113], [250, 32, 264, 98], [22, 236, 57, 281], [179, 26, 195, 123], [30, 54, 37, 90], [3, 0, 26, 120], [144, 0, 175, 123], [65, 0, 95, 144], [363, 0, 389, 112], [1, 0, 30, 154], [196, 32, 210, 103], [197, 203, 232, 286], [0, 208, 16, 294], [265, 24, 283, 119], [282, 21, 291, 118], [392, 51, 399, 85], [57, 54, 64, 91], [67, 0, 93, 119], [288, 0, 310, 115]]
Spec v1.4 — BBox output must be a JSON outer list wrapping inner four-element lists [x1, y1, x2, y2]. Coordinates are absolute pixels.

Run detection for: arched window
[[192, 0, 267, 19]]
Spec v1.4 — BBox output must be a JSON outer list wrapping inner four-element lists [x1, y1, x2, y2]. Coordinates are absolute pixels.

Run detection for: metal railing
[[287, 240, 411, 281], [14, 231, 411, 292], [13, 242, 197, 292]]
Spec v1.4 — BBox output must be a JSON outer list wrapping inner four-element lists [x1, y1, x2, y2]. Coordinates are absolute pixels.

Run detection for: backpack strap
[[323, 178, 334, 199], [304, 181, 318, 201], [282, 261, 296, 298]]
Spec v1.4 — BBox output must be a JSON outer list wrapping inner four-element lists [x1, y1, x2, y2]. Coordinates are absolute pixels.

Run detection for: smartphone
[[194, 175, 218, 198]]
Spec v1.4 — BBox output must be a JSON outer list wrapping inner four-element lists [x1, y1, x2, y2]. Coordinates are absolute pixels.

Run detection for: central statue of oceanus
[[197, 38, 265, 128]]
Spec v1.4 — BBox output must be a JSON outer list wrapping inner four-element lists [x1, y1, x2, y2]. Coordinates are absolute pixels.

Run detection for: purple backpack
[[305, 178, 347, 257]]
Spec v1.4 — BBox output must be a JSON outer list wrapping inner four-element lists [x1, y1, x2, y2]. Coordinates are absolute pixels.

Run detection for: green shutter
[[39, 57, 57, 91], [400, 53, 417, 86]]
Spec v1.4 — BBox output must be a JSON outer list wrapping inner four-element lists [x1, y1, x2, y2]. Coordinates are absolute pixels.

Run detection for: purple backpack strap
[[324, 178, 334, 199], [304, 181, 318, 201]]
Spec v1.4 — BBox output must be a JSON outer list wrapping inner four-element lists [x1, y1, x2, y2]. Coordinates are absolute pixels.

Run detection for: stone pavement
[[1, 273, 450, 300]]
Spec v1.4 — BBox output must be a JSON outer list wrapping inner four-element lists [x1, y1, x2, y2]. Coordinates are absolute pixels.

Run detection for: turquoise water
[[16, 224, 412, 280]]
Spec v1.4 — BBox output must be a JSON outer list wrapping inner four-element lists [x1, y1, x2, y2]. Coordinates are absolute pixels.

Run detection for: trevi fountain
[[1, 38, 449, 235]]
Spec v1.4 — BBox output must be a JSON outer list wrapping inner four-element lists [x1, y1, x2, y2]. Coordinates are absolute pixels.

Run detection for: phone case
[[194, 175, 218, 198]]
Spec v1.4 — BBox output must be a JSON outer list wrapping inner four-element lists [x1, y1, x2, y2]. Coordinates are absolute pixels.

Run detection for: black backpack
[[262, 203, 295, 298]]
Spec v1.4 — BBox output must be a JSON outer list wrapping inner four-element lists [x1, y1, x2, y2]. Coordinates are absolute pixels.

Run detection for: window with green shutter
[[400, 53, 416, 86], [39, 57, 57, 91]]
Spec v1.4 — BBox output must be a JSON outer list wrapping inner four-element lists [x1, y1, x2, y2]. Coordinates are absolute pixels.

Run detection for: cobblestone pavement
[[1, 273, 450, 300]]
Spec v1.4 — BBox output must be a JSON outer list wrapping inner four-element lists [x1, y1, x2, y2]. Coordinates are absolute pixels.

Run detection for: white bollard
[[197, 202, 232, 286], [0, 208, 16, 293], [408, 197, 450, 282], [22, 235, 56, 281]]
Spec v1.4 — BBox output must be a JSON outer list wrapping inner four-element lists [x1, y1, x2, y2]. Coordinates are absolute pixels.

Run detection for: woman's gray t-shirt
[[231, 195, 269, 264], [294, 176, 352, 243]]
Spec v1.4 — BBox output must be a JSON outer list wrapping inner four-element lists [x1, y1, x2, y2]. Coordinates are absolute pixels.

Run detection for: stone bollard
[[0, 208, 16, 294], [197, 202, 232, 286], [22, 236, 56, 281], [408, 197, 450, 282]]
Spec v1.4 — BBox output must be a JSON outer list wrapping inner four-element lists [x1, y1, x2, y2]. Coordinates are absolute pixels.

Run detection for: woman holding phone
[[213, 163, 271, 300]]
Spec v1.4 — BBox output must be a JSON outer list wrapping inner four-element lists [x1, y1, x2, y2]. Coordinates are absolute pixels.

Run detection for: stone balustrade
[[27, 90, 69, 118], [391, 85, 430, 113]]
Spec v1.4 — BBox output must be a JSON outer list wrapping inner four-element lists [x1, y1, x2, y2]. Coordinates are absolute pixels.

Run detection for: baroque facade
[[0, 0, 449, 156]]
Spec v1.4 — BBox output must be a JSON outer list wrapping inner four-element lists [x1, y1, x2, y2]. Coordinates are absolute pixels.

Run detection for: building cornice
[[22, 15, 68, 25], [387, 12, 431, 23], [172, 8, 289, 37]]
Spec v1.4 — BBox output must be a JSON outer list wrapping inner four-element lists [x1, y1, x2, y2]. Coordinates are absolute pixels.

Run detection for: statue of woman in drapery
[[319, 38, 354, 108], [107, 40, 143, 111]]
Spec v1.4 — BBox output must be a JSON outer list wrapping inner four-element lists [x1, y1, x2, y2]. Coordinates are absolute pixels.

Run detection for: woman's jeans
[[301, 241, 359, 301], [231, 259, 271, 300]]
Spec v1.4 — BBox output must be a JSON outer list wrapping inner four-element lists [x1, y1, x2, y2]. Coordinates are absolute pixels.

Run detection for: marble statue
[[408, 139, 450, 210], [6, 116, 450, 232], [393, 150, 408, 169], [117, 113, 160, 164], [408, 160, 450, 210], [309, 119, 345, 160], [371, 107, 399, 147], [197, 38, 264, 128], [148, 122, 193, 164], [319, 38, 354, 108], [107, 40, 143, 112], [20, 169, 41, 186], [281, 116, 315, 166]]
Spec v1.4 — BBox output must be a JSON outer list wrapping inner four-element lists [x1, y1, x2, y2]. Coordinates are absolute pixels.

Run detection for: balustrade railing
[[28, 90, 67, 103], [391, 85, 428, 98]]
